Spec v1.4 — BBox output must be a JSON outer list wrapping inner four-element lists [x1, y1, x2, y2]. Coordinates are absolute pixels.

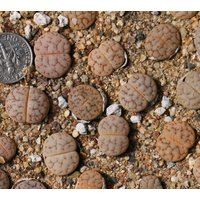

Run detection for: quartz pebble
[[98, 115, 129, 156], [0, 135, 17, 163], [72, 130, 79, 138], [193, 157, 200, 183], [164, 116, 172, 122], [9, 11, 21, 21], [154, 107, 166, 116], [13, 179, 46, 189], [140, 175, 162, 189], [75, 123, 87, 135], [24, 24, 32, 40], [145, 23, 181, 61], [76, 170, 105, 189], [0, 170, 10, 189], [119, 73, 157, 112], [64, 11, 97, 30], [34, 12, 51, 26], [30, 154, 42, 163], [171, 11, 198, 19], [106, 103, 122, 116], [58, 96, 68, 109], [5, 86, 49, 124], [130, 114, 142, 123], [57, 15, 68, 27], [42, 132, 79, 175], [161, 96, 172, 109], [176, 71, 200, 110], [68, 85, 104, 121], [88, 40, 126, 76], [156, 121, 195, 162], [34, 32, 71, 78]]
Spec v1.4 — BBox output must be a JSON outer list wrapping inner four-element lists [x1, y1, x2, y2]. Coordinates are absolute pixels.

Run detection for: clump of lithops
[[171, 11, 198, 19], [13, 179, 46, 189], [156, 121, 195, 162], [68, 84, 105, 121], [145, 23, 181, 60], [64, 11, 97, 30], [34, 32, 71, 78], [42, 132, 79, 176], [88, 40, 127, 76], [193, 157, 200, 184], [0, 170, 10, 189], [176, 71, 200, 110], [5, 86, 49, 124], [119, 73, 157, 112], [140, 175, 162, 189], [76, 170, 105, 189], [98, 115, 129, 156]]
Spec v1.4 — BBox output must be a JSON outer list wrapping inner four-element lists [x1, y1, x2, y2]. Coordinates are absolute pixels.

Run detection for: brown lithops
[[0, 136, 16, 164], [42, 132, 79, 176], [13, 179, 46, 189], [68, 84, 104, 121], [156, 121, 195, 162], [140, 175, 162, 189], [88, 40, 126, 76], [171, 11, 198, 19], [76, 170, 105, 189], [176, 71, 200, 110], [64, 11, 97, 30], [119, 73, 157, 112], [5, 86, 49, 124], [194, 25, 200, 56], [193, 157, 200, 184], [0, 170, 10, 189], [34, 32, 71, 78], [145, 23, 181, 61], [98, 115, 129, 156]]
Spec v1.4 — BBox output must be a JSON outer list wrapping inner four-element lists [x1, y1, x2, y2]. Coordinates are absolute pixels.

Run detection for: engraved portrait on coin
[[0, 32, 33, 84]]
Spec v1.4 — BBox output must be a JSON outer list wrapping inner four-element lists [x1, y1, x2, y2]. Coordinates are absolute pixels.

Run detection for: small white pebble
[[57, 15, 68, 27], [167, 162, 175, 169], [90, 149, 97, 156], [75, 123, 87, 135], [36, 137, 41, 145], [130, 114, 142, 123], [188, 157, 196, 170], [169, 107, 176, 117], [10, 11, 21, 21], [58, 96, 68, 109], [161, 96, 172, 109], [64, 110, 70, 118], [106, 103, 122, 116], [80, 166, 88, 173], [171, 176, 178, 183], [164, 116, 172, 122], [30, 154, 42, 163], [154, 107, 166, 116], [24, 24, 32, 40], [72, 130, 79, 138], [34, 12, 51, 26]]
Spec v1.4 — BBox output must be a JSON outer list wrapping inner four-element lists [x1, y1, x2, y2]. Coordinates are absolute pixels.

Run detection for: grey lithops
[[0, 170, 10, 189], [171, 11, 198, 19], [98, 115, 129, 156], [176, 71, 200, 109], [119, 73, 157, 112], [42, 132, 79, 176], [140, 175, 162, 189], [13, 179, 46, 189]]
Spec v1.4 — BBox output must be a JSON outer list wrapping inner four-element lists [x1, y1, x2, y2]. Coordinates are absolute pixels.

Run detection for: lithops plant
[[68, 84, 105, 121], [156, 121, 195, 162], [193, 157, 200, 184], [42, 132, 79, 176], [171, 11, 198, 19], [176, 71, 200, 110], [5, 86, 49, 124], [140, 175, 162, 189], [34, 32, 71, 78], [98, 115, 129, 156], [0, 170, 10, 189], [64, 11, 97, 30], [0, 135, 16, 164], [75, 170, 105, 189], [119, 73, 157, 112], [88, 40, 127, 76], [145, 23, 181, 61], [13, 179, 46, 189]]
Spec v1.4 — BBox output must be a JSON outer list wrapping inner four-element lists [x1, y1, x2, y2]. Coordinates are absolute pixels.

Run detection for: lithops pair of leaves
[[140, 175, 163, 189], [13, 179, 46, 189], [171, 11, 198, 19], [0, 170, 10, 189]]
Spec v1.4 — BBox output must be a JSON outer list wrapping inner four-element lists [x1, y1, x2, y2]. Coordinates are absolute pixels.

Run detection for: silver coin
[[0, 32, 33, 84]]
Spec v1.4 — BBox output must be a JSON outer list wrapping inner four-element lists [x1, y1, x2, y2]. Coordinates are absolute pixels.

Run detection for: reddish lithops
[[140, 175, 162, 189], [171, 11, 198, 19], [119, 73, 157, 112], [42, 132, 79, 176], [156, 121, 195, 162], [0, 170, 10, 189], [34, 32, 71, 78], [68, 84, 104, 121], [98, 115, 129, 156], [76, 170, 105, 189], [88, 40, 126, 76], [5, 86, 49, 124], [176, 71, 200, 110], [0, 135, 16, 164], [13, 179, 46, 189], [145, 23, 181, 61], [64, 11, 97, 30], [193, 157, 200, 184]]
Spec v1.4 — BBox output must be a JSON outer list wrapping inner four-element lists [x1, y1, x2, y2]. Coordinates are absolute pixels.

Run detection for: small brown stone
[[171, 11, 198, 19], [0, 170, 10, 189], [13, 179, 46, 189], [140, 175, 162, 189]]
